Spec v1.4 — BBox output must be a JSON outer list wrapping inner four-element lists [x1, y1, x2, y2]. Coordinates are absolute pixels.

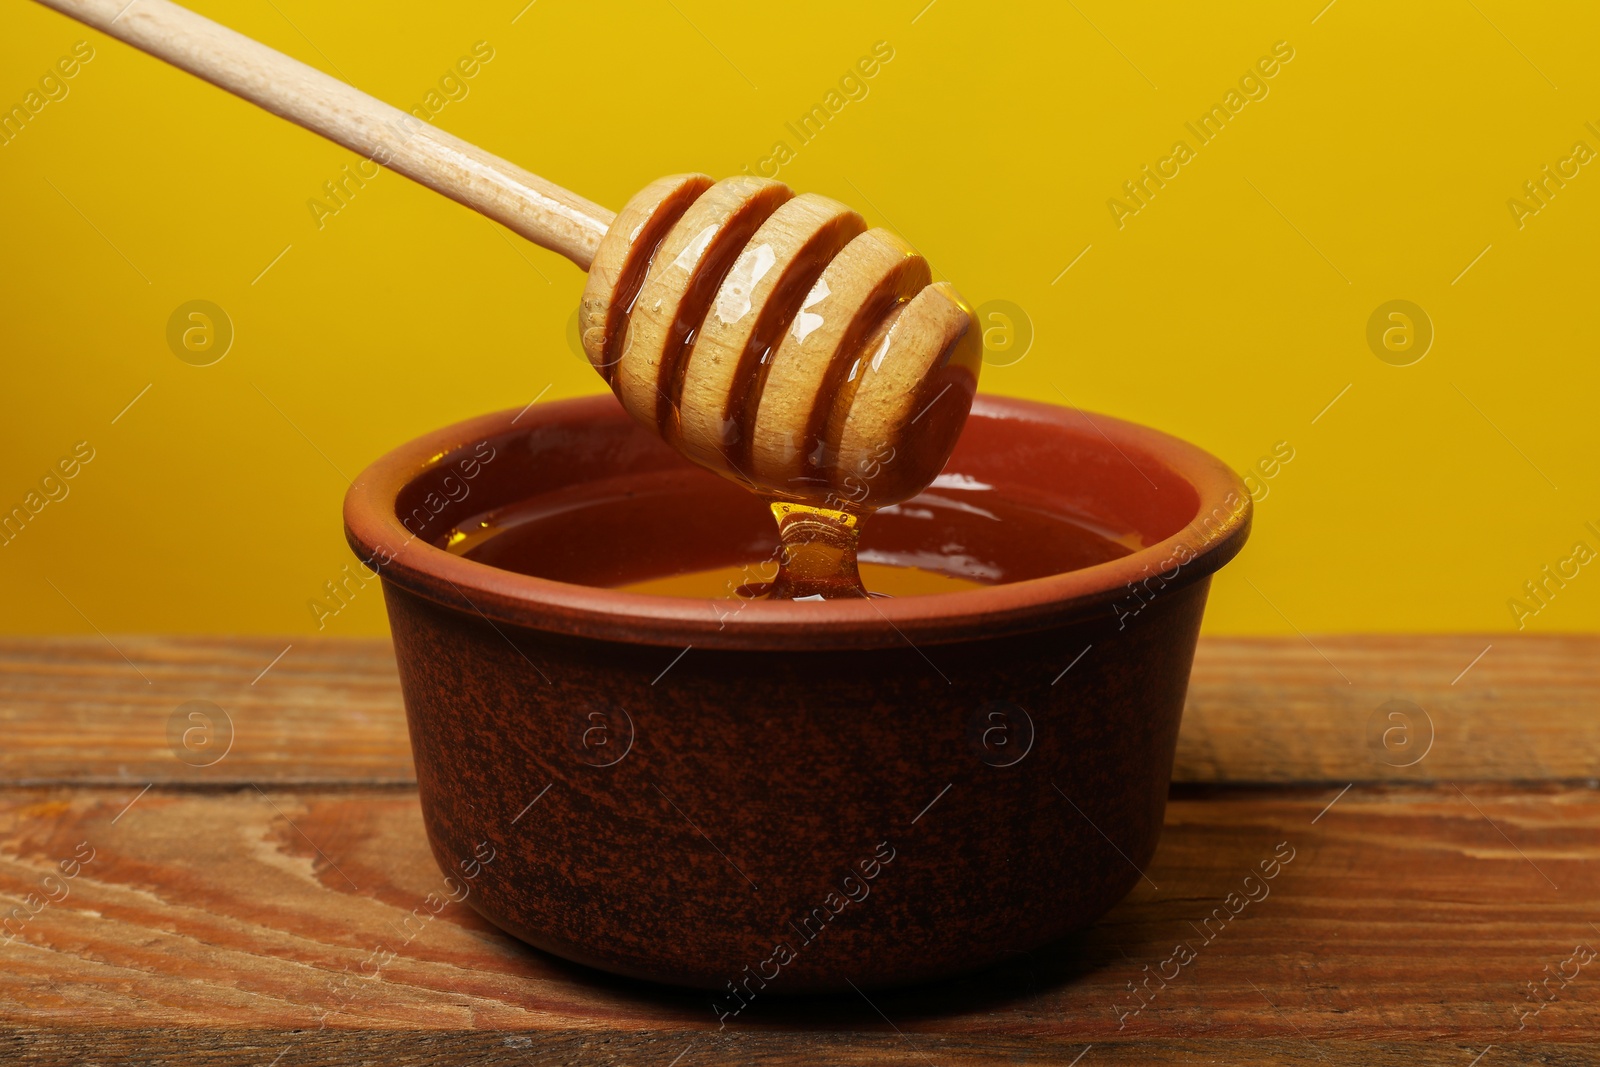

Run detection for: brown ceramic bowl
[[343, 394, 1249, 997]]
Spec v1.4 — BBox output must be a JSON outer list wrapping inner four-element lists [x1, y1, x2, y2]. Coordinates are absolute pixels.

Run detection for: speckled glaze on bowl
[[343, 394, 1249, 995]]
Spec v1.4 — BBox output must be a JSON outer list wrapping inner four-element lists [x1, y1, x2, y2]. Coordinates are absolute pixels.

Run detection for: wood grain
[[0, 637, 413, 786], [6, 1032, 1594, 1067], [3, 636, 1597, 1063], [3, 635, 1594, 786], [2, 784, 1595, 1062], [1179, 633, 1600, 783]]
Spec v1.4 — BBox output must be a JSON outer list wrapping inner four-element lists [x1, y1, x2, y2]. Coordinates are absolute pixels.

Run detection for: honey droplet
[[756, 500, 871, 600]]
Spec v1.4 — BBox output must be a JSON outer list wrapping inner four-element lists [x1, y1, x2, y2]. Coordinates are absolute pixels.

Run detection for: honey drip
[[749, 501, 872, 600]]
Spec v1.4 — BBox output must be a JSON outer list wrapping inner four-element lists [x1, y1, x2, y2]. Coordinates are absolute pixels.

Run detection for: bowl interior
[[392, 398, 1205, 594], [350, 394, 1247, 647]]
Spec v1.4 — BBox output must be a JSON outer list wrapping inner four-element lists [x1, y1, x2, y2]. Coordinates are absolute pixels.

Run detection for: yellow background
[[3, 0, 1597, 637]]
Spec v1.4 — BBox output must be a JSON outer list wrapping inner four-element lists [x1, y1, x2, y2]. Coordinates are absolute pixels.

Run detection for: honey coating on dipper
[[580, 175, 982, 598]]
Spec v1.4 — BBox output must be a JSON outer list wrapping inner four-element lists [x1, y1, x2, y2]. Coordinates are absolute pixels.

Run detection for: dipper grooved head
[[581, 174, 981, 509]]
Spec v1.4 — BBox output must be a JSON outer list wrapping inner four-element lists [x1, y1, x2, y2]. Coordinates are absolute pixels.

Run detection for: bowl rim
[[343, 394, 1250, 650]]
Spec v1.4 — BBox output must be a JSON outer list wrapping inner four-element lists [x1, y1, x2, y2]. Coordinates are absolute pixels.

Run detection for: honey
[[762, 501, 868, 599], [436, 467, 1136, 601], [616, 559, 986, 599]]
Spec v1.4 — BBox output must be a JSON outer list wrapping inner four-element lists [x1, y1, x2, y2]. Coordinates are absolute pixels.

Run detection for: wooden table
[[2, 635, 1597, 1064]]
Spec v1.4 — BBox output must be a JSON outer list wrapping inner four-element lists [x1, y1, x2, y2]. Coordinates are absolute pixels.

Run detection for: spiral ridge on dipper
[[579, 174, 982, 509]]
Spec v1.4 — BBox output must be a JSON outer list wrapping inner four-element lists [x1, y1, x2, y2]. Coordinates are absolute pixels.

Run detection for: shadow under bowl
[[343, 394, 1250, 995]]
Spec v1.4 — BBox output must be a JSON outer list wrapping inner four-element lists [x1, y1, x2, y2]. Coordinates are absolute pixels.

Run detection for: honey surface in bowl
[[616, 560, 986, 599], [438, 467, 1135, 599]]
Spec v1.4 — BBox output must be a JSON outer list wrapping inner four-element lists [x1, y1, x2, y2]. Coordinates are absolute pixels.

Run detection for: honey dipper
[[39, 0, 983, 592]]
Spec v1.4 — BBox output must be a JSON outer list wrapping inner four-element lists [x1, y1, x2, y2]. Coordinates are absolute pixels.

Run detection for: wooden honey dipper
[[39, 0, 983, 594]]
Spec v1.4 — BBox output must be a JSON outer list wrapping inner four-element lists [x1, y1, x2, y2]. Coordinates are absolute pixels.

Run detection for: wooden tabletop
[[2, 634, 1596, 1065]]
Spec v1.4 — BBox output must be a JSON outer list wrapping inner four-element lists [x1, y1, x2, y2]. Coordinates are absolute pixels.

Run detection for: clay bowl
[[343, 394, 1249, 996]]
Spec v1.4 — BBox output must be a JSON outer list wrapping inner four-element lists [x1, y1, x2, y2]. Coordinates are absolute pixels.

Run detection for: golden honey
[[437, 468, 1135, 601]]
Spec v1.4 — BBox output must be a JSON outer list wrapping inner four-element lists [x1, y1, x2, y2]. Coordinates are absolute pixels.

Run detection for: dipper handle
[[33, 0, 615, 269]]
